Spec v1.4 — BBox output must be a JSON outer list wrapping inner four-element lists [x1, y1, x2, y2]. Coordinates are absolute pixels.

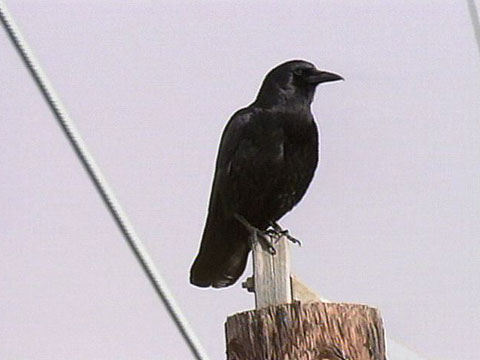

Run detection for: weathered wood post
[[225, 236, 387, 360]]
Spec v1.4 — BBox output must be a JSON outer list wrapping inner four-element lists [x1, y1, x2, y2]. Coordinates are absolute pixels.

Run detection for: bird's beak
[[306, 69, 344, 84]]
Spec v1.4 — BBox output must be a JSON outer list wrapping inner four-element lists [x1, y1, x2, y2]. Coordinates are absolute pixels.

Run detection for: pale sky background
[[1, 1, 480, 359]]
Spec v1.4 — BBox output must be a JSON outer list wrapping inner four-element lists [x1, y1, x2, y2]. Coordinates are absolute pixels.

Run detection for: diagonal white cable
[[0, 2, 210, 359], [467, 0, 480, 57]]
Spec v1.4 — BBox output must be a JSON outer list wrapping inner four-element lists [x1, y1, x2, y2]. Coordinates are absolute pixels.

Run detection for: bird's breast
[[265, 114, 318, 215]]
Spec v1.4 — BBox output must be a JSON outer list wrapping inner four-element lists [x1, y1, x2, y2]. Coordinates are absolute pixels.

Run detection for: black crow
[[190, 60, 343, 288]]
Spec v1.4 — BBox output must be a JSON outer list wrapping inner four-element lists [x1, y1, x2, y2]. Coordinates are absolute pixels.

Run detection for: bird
[[190, 60, 343, 288]]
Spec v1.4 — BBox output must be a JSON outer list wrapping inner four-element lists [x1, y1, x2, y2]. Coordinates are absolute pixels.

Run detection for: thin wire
[[0, 2, 210, 359], [467, 0, 480, 57]]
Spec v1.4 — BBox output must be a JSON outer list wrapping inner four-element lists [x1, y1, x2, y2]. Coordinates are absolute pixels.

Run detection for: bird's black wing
[[211, 108, 286, 217], [190, 108, 285, 287], [208, 108, 256, 213]]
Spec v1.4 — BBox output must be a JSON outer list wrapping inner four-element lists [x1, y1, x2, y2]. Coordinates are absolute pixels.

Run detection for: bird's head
[[255, 60, 343, 108]]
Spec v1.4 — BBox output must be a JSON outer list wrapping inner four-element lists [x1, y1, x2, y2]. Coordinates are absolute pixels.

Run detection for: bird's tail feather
[[190, 212, 250, 288]]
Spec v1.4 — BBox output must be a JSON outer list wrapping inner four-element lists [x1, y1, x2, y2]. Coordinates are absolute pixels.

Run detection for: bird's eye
[[293, 68, 304, 76]]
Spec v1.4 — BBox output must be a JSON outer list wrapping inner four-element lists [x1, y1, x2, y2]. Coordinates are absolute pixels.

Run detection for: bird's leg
[[268, 221, 302, 246], [234, 213, 276, 255]]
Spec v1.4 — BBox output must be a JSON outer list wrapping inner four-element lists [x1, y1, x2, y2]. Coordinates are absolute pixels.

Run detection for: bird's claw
[[235, 213, 277, 255], [268, 229, 302, 246], [265, 229, 282, 240], [250, 231, 277, 255], [261, 235, 277, 255], [268, 222, 302, 246], [282, 231, 302, 246]]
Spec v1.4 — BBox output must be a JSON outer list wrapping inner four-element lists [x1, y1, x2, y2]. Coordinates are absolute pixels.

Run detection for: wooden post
[[251, 235, 291, 308], [228, 236, 387, 360], [225, 301, 386, 360]]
